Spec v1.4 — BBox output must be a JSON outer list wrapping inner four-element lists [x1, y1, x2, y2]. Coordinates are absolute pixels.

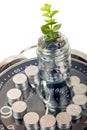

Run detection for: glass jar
[[36, 33, 71, 111]]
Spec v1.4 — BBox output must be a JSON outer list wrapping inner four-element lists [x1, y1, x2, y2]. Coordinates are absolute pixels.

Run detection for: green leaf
[[52, 32, 58, 39], [41, 4, 51, 12], [41, 25, 51, 34], [45, 19, 56, 23], [40, 3, 62, 42], [48, 32, 58, 39], [45, 19, 57, 25], [45, 37, 53, 42], [50, 10, 59, 17], [53, 24, 62, 31], [47, 21, 57, 25], [45, 32, 57, 42], [42, 13, 50, 17]]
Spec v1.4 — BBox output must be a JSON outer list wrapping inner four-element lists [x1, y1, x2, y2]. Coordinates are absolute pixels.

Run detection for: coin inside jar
[[66, 104, 82, 120], [7, 88, 22, 106], [12, 73, 28, 91], [73, 83, 87, 95], [12, 101, 27, 119], [72, 94, 87, 107], [56, 112, 72, 129], [70, 76, 80, 87], [40, 114, 56, 130], [23, 112, 39, 130]]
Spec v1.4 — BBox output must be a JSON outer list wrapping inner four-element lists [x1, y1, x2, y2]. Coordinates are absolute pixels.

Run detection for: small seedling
[[41, 3, 62, 43]]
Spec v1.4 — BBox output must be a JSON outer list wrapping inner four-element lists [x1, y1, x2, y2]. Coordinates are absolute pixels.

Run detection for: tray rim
[[0, 57, 87, 78]]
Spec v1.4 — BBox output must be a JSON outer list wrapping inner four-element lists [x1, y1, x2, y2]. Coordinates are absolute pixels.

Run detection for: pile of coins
[[70, 76, 87, 109], [0, 66, 87, 130]]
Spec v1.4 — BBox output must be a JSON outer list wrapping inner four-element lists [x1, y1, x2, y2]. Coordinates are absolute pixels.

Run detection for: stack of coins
[[13, 73, 28, 91], [56, 112, 72, 129], [40, 114, 56, 130], [7, 88, 22, 106], [70, 76, 80, 87], [12, 73, 29, 100], [73, 83, 87, 95], [66, 104, 82, 120], [12, 101, 27, 119], [23, 112, 39, 130], [25, 65, 39, 85], [72, 94, 87, 108]]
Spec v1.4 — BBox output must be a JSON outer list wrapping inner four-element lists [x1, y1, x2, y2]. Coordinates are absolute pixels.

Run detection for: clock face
[[0, 58, 87, 130]]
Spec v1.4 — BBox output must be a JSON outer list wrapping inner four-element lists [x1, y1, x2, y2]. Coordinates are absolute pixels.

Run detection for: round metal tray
[[0, 57, 87, 130]]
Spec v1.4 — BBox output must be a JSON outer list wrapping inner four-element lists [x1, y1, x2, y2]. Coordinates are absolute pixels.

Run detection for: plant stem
[[51, 17, 52, 30]]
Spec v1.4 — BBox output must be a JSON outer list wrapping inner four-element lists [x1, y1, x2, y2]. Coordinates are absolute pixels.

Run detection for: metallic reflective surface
[[0, 55, 87, 130]]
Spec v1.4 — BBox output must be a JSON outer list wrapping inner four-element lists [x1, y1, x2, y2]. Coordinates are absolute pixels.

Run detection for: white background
[[0, 0, 87, 62]]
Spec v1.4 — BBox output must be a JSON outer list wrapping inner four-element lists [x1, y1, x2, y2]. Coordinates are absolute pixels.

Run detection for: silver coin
[[12, 101, 27, 119], [13, 73, 28, 91], [56, 112, 72, 129], [7, 88, 22, 105], [73, 83, 87, 95], [23, 112, 39, 130], [66, 104, 82, 120], [70, 76, 80, 87], [40, 114, 56, 130]]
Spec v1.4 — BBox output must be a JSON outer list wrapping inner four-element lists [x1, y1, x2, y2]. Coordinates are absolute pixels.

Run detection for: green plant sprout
[[41, 3, 62, 43]]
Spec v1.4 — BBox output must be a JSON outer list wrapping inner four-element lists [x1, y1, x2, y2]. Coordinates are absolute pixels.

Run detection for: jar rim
[[37, 33, 70, 56]]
